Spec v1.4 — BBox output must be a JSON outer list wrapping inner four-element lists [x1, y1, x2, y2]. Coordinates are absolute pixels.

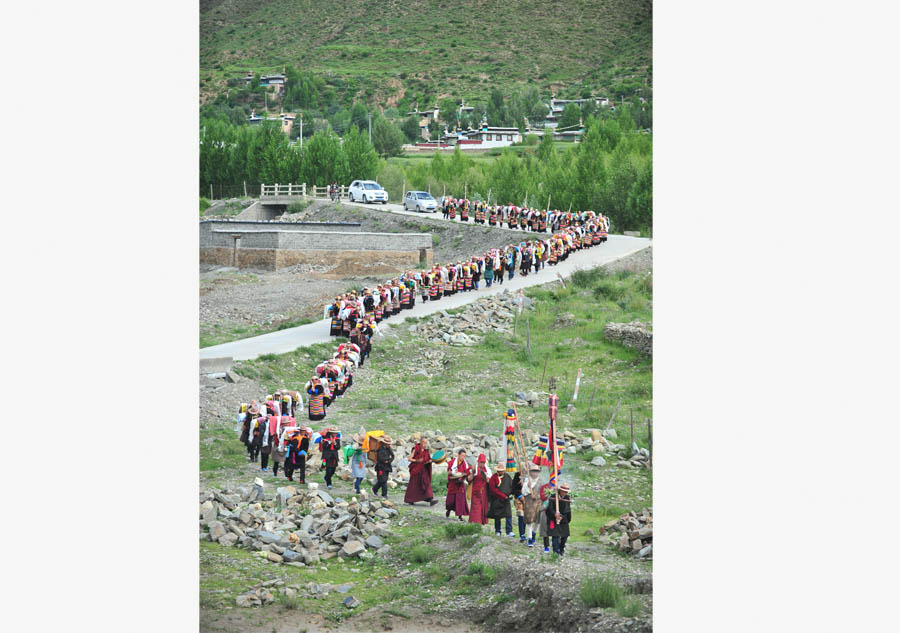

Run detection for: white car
[[348, 180, 388, 204], [403, 191, 438, 213]]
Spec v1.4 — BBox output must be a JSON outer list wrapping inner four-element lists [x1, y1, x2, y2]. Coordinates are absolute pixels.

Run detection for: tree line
[[378, 116, 652, 233], [201, 115, 651, 234]]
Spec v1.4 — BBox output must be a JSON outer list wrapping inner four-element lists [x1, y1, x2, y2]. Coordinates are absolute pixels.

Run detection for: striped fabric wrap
[[309, 394, 325, 417]]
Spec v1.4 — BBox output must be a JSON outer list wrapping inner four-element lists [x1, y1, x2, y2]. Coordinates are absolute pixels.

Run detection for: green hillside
[[199, 0, 652, 106]]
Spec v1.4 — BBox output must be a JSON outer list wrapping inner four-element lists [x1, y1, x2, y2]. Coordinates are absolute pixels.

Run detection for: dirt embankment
[[284, 201, 544, 264]]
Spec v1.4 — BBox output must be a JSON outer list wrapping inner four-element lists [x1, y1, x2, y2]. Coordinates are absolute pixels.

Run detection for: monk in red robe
[[404, 437, 437, 505], [445, 449, 470, 519], [468, 453, 491, 525]]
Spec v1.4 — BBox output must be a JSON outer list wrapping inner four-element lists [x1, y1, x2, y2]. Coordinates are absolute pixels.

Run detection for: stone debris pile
[[407, 290, 534, 346], [235, 579, 358, 607], [602, 508, 653, 558], [200, 484, 395, 566], [603, 321, 652, 356]]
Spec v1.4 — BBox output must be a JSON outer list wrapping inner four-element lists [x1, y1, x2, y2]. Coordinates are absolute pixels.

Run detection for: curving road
[[199, 233, 651, 361]]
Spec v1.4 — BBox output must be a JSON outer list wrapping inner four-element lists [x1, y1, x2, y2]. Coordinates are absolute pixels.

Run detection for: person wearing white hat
[[521, 463, 544, 548], [545, 481, 572, 557]]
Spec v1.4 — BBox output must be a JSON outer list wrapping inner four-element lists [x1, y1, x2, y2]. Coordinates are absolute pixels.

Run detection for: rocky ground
[[199, 245, 654, 632]]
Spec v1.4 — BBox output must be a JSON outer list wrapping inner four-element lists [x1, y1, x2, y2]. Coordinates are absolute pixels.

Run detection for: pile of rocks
[[200, 484, 395, 566], [603, 321, 653, 356], [235, 579, 357, 608], [602, 508, 653, 558], [407, 290, 534, 346]]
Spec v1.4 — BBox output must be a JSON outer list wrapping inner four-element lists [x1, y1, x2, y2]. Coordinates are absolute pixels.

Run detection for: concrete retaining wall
[[199, 223, 433, 272]]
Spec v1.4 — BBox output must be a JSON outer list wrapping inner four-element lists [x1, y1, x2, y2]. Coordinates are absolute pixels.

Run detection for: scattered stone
[[343, 596, 361, 609], [590, 455, 606, 467]]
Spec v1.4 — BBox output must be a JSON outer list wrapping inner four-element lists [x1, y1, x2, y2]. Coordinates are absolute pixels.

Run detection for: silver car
[[403, 191, 438, 213]]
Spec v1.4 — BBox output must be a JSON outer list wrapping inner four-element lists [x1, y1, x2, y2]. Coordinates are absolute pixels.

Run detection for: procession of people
[[324, 210, 610, 334], [439, 197, 610, 237]]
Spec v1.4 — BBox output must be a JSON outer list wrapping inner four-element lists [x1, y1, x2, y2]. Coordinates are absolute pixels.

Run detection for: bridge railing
[[260, 183, 307, 197], [311, 185, 348, 199], [260, 184, 352, 199]]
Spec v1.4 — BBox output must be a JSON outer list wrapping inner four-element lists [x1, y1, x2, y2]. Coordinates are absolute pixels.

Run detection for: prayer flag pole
[[549, 393, 560, 516]]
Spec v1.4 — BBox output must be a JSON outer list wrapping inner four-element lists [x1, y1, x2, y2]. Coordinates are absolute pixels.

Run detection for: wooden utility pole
[[210, 183, 214, 200], [243, 181, 247, 197]]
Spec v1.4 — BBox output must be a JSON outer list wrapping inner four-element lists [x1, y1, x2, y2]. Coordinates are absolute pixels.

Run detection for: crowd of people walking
[[325, 210, 609, 335]]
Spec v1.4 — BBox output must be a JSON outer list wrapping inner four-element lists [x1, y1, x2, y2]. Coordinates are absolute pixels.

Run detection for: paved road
[[199, 234, 651, 361], [341, 198, 556, 233]]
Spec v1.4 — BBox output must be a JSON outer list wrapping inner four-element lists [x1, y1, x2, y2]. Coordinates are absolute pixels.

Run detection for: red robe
[[404, 443, 434, 503], [468, 466, 490, 525], [445, 458, 470, 517]]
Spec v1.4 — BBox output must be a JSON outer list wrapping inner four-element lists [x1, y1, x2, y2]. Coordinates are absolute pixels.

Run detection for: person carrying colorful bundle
[[306, 376, 327, 421], [282, 426, 310, 483], [372, 436, 394, 498], [319, 427, 341, 489]]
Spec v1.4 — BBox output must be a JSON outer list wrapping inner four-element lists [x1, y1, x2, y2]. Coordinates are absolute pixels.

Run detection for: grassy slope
[[200, 0, 652, 104], [200, 264, 652, 626]]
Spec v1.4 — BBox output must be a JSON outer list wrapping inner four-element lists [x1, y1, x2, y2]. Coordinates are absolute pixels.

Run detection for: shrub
[[405, 544, 438, 564], [615, 596, 642, 617], [286, 200, 308, 214], [579, 576, 623, 609], [443, 522, 482, 539], [466, 561, 497, 583]]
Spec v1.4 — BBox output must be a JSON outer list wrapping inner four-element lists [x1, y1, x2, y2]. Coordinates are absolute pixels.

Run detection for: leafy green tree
[[350, 102, 368, 129], [625, 161, 652, 231], [617, 106, 635, 133], [344, 125, 379, 180], [598, 117, 621, 152], [438, 98, 457, 124], [300, 130, 349, 186], [601, 144, 638, 220], [401, 116, 421, 142], [560, 103, 582, 129], [572, 116, 607, 211], [530, 102, 550, 124], [427, 118, 441, 141], [536, 129, 557, 163], [372, 117, 406, 157]]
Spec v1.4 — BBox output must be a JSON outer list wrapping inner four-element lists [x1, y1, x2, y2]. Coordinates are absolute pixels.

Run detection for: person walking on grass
[[349, 434, 367, 494], [487, 462, 514, 537], [445, 449, 470, 520], [545, 482, 572, 557], [404, 436, 438, 506], [372, 436, 395, 498], [468, 453, 490, 525]]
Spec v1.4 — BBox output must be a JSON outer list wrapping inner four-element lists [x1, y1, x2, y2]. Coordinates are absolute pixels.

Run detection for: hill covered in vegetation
[[200, 0, 652, 107]]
